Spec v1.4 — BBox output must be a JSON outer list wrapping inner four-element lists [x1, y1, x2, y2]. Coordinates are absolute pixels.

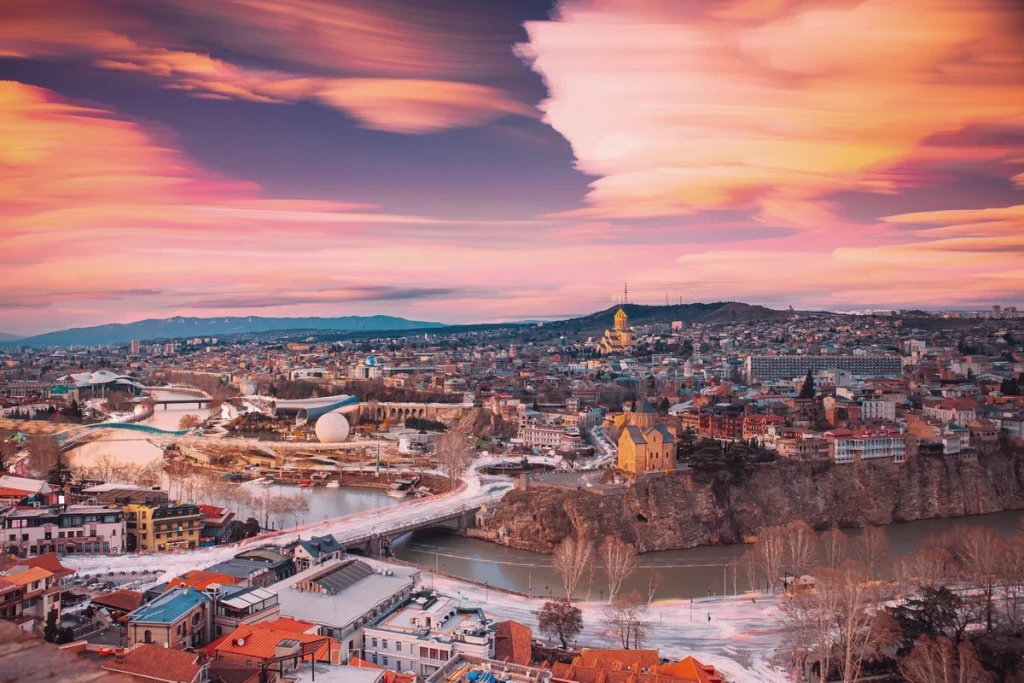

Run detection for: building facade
[[617, 401, 676, 475], [2, 505, 124, 557], [123, 502, 202, 552], [745, 355, 903, 382]]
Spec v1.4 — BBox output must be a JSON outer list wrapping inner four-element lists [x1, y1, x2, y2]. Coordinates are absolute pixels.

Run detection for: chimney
[[114, 647, 126, 661]]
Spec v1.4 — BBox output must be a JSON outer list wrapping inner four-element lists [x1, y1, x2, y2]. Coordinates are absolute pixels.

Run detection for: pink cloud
[[518, 0, 1024, 225]]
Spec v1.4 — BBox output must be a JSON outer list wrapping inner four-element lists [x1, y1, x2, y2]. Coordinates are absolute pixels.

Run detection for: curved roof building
[[272, 394, 360, 425]]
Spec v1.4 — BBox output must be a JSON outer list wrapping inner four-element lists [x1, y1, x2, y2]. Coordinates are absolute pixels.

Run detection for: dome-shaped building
[[315, 412, 350, 443]]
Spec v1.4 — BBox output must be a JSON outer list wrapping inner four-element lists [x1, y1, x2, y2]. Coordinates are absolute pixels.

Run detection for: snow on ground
[[429, 573, 792, 682], [61, 453, 794, 681]]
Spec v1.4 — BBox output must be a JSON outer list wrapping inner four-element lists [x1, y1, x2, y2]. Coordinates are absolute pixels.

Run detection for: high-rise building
[[745, 354, 903, 382], [992, 305, 1002, 319], [129, 339, 141, 355]]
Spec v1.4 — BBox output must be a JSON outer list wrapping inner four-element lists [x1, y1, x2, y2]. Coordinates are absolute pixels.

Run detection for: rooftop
[[102, 644, 206, 683], [129, 587, 210, 625]]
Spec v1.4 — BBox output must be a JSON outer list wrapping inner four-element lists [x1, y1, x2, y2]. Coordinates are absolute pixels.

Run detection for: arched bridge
[[335, 505, 480, 558]]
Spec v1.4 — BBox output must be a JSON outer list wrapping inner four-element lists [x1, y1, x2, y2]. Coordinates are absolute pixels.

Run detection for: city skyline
[[2, 0, 1023, 336]]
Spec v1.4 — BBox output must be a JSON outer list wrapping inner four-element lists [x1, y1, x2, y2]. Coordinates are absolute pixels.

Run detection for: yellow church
[[600, 307, 634, 355], [617, 399, 676, 474]]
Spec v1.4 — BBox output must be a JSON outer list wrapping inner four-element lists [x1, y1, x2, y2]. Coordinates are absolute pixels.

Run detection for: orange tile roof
[[103, 643, 205, 683], [348, 657, 413, 683], [494, 620, 533, 666], [8, 552, 75, 579], [659, 657, 723, 683], [213, 622, 333, 663], [266, 616, 316, 633], [165, 570, 242, 592], [1, 566, 52, 586]]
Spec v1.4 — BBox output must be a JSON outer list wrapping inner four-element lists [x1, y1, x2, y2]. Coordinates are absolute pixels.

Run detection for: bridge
[[338, 505, 481, 557], [143, 397, 215, 409]]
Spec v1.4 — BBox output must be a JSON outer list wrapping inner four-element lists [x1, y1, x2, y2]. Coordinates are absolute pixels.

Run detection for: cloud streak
[[518, 0, 1024, 224]]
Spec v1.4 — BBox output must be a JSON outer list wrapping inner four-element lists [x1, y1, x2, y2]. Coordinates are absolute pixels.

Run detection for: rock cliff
[[480, 448, 1024, 553]]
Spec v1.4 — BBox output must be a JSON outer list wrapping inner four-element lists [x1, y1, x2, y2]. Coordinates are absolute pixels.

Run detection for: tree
[[900, 636, 990, 683], [552, 536, 594, 600], [784, 520, 819, 577], [537, 599, 583, 649], [28, 434, 61, 480], [821, 526, 848, 570], [226, 520, 248, 543], [243, 517, 261, 538], [434, 430, 473, 492], [857, 525, 889, 579], [600, 591, 650, 649], [889, 586, 977, 650], [754, 525, 786, 593], [601, 536, 638, 601], [740, 549, 759, 592], [799, 370, 815, 399], [956, 526, 1004, 632], [647, 571, 663, 604], [178, 414, 202, 430], [44, 607, 59, 642]]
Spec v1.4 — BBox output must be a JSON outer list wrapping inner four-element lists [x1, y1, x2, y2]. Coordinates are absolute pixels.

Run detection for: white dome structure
[[315, 412, 350, 443]]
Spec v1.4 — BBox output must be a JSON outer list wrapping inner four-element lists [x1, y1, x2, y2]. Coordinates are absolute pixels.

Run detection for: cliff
[[480, 448, 1024, 553]]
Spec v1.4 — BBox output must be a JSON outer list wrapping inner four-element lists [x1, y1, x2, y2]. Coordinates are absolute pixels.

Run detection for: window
[[144, 630, 152, 644], [396, 642, 402, 652], [372, 638, 378, 648], [382, 656, 388, 667], [397, 661, 402, 671], [382, 639, 388, 649], [371, 654, 378, 665]]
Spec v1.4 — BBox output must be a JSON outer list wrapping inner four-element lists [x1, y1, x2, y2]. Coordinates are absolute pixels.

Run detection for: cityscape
[[2, 1, 1024, 683]]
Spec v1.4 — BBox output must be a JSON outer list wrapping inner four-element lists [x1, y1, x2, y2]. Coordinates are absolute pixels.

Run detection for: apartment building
[[860, 398, 896, 422], [825, 428, 906, 464], [1, 504, 124, 557], [745, 354, 903, 382], [123, 502, 202, 552], [363, 591, 494, 679]]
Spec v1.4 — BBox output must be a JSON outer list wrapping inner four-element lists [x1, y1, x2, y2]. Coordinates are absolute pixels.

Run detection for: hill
[[547, 301, 794, 336], [10, 315, 445, 347], [0, 333, 23, 342]]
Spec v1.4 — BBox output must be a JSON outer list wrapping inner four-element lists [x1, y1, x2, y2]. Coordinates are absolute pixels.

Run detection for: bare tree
[[740, 549, 759, 593], [821, 526, 848, 570], [857, 525, 889, 579], [434, 430, 473, 491], [832, 565, 885, 683], [178, 414, 202, 430], [601, 536, 638, 601], [647, 570, 663, 604], [899, 636, 990, 683], [552, 535, 594, 600], [956, 526, 1005, 632], [754, 525, 786, 593], [998, 532, 1024, 628], [785, 520, 819, 576], [28, 435, 61, 480], [289, 495, 310, 527], [600, 591, 650, 650]]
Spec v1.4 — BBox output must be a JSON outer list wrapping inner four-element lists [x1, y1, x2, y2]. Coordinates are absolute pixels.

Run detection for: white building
[[270, 559, 419, 663], [860, 398, 896, 422], [825, 429, 906, 464], [363, 591, 494, 679], [1, 504, 125, 557]]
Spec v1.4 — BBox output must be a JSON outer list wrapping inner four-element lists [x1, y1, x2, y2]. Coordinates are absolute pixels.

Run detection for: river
[[66, 390, 399, 523], [390, 509, 1024, 600]]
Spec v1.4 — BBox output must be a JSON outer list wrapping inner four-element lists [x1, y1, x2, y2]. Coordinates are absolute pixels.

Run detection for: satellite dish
[[238, 638, 245, 646], [164, 642, 169, 648]]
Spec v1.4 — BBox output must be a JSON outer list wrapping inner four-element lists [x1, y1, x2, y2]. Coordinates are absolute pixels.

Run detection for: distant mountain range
[[1, 302, 800, 348], [0, 333, 23, 342], [5, 315, 446, 347]]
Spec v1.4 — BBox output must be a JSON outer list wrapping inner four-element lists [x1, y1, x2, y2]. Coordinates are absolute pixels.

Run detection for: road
[[61, 455, 517, 581]]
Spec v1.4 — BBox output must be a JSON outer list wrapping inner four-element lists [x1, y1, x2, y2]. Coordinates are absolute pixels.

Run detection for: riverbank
[[477, 447, 1024, 554]]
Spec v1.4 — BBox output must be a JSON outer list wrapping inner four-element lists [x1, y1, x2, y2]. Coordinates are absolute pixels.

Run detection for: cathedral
[[599, 307, 634, 355], [617, 399, 676, 474]]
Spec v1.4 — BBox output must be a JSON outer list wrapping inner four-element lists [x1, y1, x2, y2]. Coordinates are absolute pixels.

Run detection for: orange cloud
[[519, 0, 1024, 224]]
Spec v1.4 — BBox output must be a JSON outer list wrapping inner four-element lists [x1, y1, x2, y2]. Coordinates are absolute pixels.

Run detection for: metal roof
[[312, 560, 374, 595]]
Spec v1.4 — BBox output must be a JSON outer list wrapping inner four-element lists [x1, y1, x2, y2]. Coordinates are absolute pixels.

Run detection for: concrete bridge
[[143, 397, 215, 410], [359, 401, 474, 424], [333, 505, 481, 558]]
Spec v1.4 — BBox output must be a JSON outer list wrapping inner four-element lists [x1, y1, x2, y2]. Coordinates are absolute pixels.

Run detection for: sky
[[1, 0, 1023, 336]]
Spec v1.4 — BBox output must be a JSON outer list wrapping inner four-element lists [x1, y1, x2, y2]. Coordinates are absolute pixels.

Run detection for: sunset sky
[[1, 0, 1023, 335]]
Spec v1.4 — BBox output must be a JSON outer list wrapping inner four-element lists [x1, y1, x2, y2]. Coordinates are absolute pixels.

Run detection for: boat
[[257, 478, 274, 486], [386, 486, 409, 499], [297, 480, 315, 488], [325, 480, 340, 489]]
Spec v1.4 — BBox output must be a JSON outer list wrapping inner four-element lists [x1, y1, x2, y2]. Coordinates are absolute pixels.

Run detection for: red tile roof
[[348, 657, 414, 683], [213, 621, 334, 663], [102, 644, 205, 683], [494, 620, 533, 666], [93, 589, 144, 613], [165, 570, 242, 592], [0, 552, 75, 580], [659, 657, 723, 683]]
